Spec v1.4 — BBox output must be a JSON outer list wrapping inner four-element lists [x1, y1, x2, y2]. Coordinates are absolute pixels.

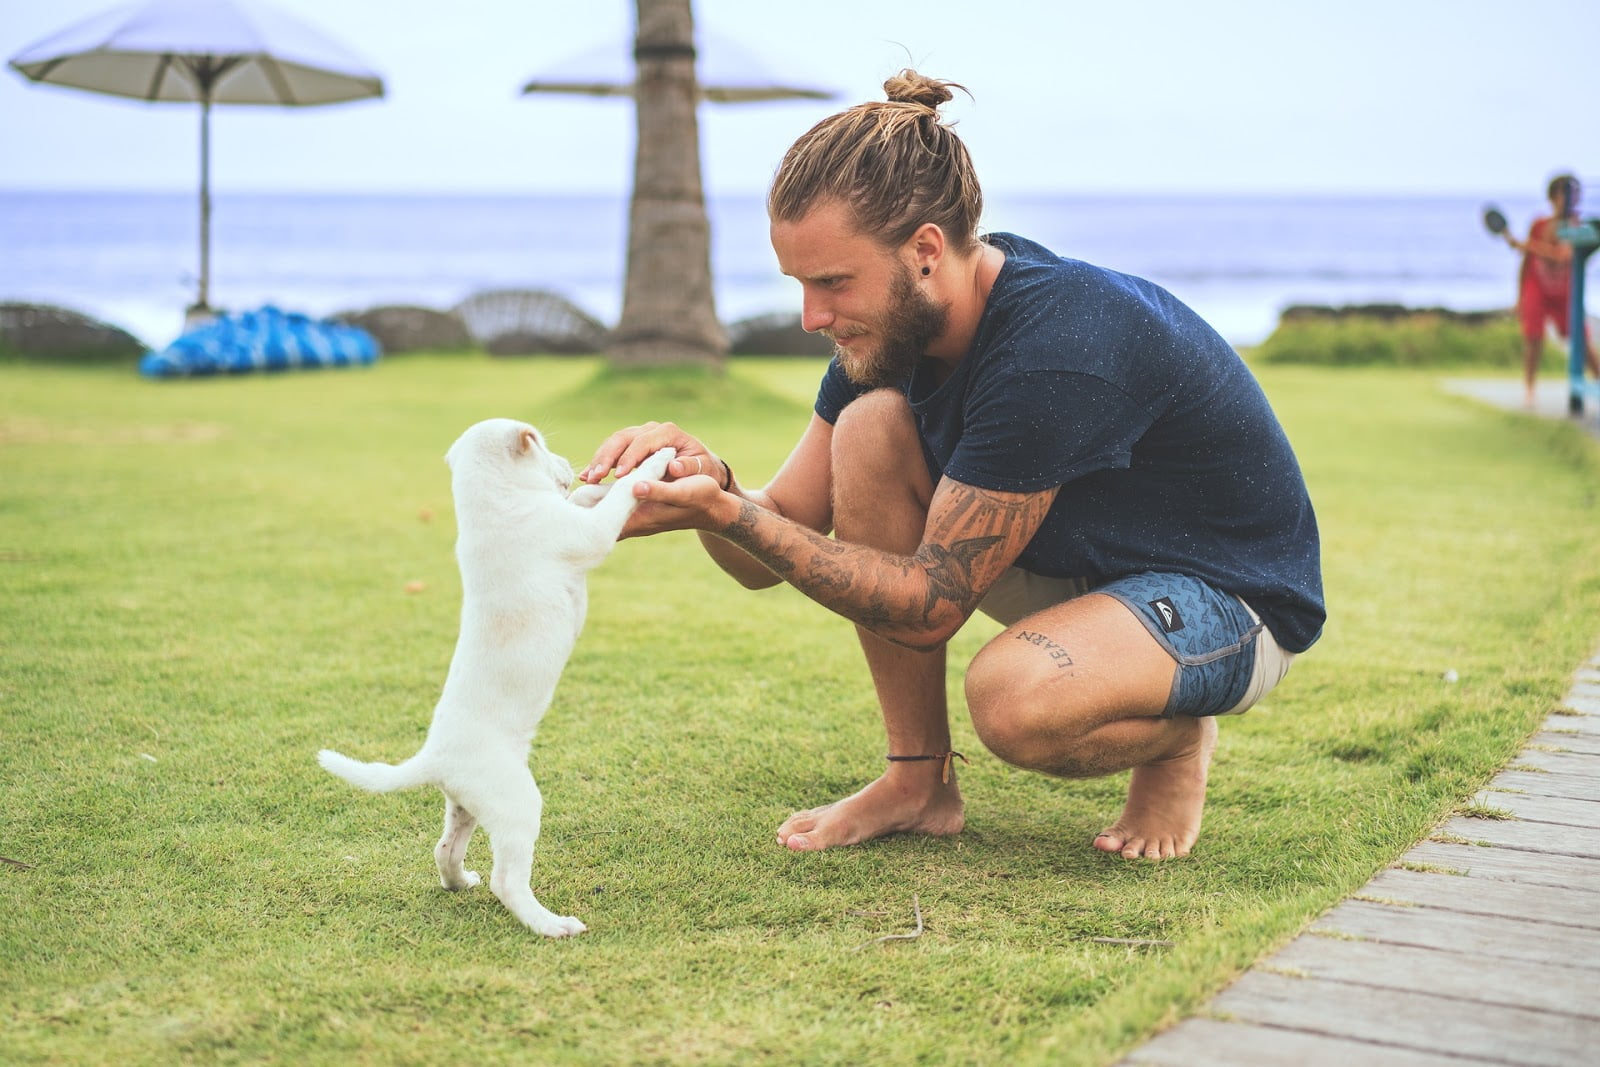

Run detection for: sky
[[0, 0, 1595, 199]]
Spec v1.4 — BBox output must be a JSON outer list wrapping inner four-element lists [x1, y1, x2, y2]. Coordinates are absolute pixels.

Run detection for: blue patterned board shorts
[[978, 569, 1280, 719], [1096, 573, 1263, 719]]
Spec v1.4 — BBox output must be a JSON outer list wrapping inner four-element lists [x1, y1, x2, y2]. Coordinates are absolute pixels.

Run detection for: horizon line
[[0, 184, 1539, 202]]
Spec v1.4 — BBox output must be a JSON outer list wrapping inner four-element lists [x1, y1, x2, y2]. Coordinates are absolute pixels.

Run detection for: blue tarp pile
[[139, 306, 381, 378]]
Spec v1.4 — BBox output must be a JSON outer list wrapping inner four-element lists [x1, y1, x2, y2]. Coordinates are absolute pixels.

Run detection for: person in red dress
[[1505, 173, 1599, 408]]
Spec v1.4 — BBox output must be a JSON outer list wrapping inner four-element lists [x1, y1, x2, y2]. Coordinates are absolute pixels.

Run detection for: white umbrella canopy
[[521, 29, 833, 103], [8, 0, 385, 315]]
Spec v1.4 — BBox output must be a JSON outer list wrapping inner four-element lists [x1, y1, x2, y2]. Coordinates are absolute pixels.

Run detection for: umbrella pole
[[197, 94, 211, 313]]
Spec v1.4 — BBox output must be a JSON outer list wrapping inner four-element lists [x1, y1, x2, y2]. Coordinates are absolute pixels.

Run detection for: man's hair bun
[[883, 69, 960, 111]]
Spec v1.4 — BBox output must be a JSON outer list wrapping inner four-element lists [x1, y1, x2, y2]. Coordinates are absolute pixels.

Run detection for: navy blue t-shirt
[[814, 232, 1324, 653]]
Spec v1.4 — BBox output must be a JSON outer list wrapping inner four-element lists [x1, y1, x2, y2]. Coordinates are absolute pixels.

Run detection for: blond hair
[[768, 70, 982, 254]]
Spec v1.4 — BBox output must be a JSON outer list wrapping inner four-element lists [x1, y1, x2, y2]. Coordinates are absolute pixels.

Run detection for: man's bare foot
[[776, 765, 964, 851], [1093, 716, 1218, 860]]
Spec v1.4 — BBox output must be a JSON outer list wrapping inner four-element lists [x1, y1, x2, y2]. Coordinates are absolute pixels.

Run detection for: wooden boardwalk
[[1122, 651, 1600, 1066]]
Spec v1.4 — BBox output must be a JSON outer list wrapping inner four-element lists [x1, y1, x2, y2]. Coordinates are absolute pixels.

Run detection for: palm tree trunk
[[606, 0, 727, 368]]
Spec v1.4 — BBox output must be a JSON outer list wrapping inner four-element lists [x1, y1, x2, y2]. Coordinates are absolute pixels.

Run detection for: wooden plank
[[1212, 971, 1598, 1066], [1551, 709, 1600, 733], [1363, 867, 1600, 929], [1507, 749, 1600, 778], [1266, 934, 1600, 1018], [1438, 815, 1600, 858], [1402, 840, 1600, 890], [1532, 730, 1600, 755], [1122, 1016, 1467, 1066], [1488, 769, 1600, 801], [1313, 898, 1600, 969], [1569, 700, 1600, 716], [1472, 789, 1600, 828]]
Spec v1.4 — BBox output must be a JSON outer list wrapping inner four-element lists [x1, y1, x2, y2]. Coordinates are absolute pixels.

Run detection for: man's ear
[[907, 222, 947, 276]]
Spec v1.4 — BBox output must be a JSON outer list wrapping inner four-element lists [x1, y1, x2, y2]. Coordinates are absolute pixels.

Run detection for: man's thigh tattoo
[[1015, 629, 1074, 667]]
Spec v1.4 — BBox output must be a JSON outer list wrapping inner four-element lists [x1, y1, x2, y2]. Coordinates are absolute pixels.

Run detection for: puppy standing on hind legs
[[318, 418, 674, 938]]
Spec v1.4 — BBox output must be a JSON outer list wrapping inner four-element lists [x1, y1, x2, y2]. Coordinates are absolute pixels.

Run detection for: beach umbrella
[[520, 28, 834, 103], [7, 0, 385, 316]]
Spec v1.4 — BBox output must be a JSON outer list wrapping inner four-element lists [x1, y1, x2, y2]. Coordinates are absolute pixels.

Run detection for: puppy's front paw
[[533, 914, 587, 939], [637, 446, 676, 481]]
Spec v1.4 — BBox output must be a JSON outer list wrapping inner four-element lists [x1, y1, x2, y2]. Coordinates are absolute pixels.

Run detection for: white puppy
[[319, 418, 673, 937]]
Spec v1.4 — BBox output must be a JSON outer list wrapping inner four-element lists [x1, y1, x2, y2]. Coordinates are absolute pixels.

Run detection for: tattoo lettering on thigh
[[1015, 629, 1074, 667]]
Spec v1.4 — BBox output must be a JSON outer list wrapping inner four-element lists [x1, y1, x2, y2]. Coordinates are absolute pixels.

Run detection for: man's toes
[[1141, 838, 1185, 860], [777, 806, 828, 841], [784, 832, 818, 852], [1120, 837, 1147, 859], [1093, 832, 1125, 854]]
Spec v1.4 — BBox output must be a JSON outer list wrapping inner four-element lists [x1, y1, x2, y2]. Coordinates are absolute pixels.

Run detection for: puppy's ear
[[518, 427, 538, 455]]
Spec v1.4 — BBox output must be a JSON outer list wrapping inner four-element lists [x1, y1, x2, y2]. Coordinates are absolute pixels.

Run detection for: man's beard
[[833, 265, 950, 390]]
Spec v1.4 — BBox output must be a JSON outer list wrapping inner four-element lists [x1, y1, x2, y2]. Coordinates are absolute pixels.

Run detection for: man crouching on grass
[[579, 71, 1325, 860]]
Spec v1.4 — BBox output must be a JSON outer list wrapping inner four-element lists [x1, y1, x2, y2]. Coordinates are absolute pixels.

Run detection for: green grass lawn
[[2, 355, 1597, 1065]]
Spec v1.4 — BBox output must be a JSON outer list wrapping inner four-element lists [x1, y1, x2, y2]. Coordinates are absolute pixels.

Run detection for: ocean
[[0, 189, 1540, 351]]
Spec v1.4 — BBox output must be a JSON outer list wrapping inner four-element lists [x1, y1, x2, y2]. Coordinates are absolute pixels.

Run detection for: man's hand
[[624, 471, 741, 536], [581, 420, 730, 491], [583, 420, 736, 539]]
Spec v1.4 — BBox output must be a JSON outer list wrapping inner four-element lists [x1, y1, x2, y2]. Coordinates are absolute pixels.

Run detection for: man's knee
[[831, 390, 931, 538], [965, 636, 1087, 773], [965, 607, 1181, 777], [832, 388, 916, 461]]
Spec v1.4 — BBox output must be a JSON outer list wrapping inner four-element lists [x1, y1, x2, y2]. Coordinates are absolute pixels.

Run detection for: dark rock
[[332, 305, 472, 353], [727, 312, 833, 357], [0, 302, 145, 363]]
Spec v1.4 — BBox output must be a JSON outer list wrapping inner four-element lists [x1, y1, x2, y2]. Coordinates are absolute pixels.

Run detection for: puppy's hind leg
[[475, 773, 587, 938], [435, 795, 481, 891]]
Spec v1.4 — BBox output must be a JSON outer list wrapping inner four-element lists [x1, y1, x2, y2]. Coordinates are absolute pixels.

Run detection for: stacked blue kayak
[[140, 306, 381, 378]]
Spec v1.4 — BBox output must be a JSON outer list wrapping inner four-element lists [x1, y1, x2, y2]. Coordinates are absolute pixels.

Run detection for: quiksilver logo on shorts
[[1149, 597, 1184, 633]]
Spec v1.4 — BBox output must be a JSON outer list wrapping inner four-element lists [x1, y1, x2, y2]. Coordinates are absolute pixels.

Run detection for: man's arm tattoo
[[916, 485, 1056, 618], [931, 484, 1051, 541], [717, 487, 1055, 647], [916, 536, 1002, 621], [722, 499, 795, 577]]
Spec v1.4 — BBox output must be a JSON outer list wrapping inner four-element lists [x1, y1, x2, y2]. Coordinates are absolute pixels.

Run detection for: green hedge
[[1253, 306, 1553, 368]]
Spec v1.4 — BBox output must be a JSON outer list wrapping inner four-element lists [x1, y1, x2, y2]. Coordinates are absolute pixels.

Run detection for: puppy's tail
[[317, 749, 433, 794]]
